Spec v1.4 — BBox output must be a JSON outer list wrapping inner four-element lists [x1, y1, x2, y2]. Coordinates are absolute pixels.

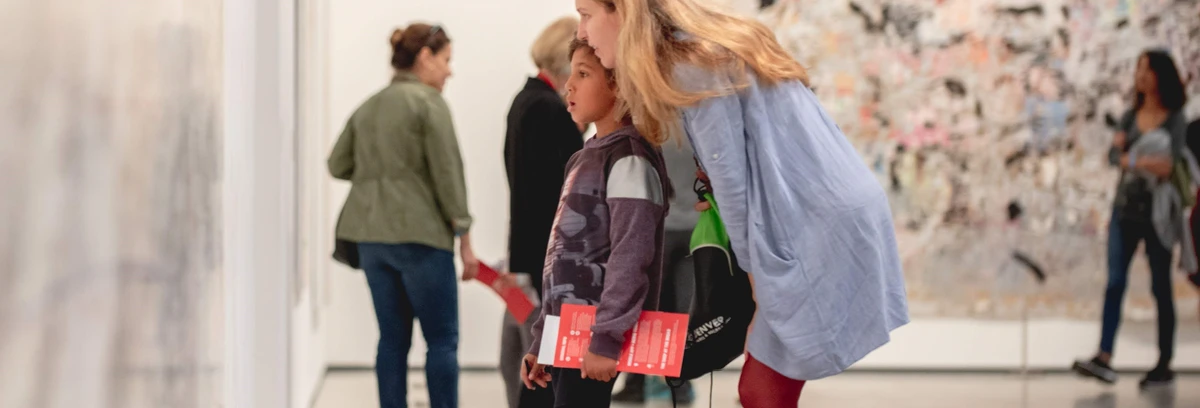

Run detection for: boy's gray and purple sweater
[[527, 124, 672, 360]]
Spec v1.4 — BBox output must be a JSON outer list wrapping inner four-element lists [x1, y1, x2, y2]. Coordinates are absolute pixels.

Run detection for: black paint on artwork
[[1117, 18, 1130, 29], [1012, 251, 1048, 283], [997, 5, 1044, 17], [868, 76, 883, 102], [760, 0, 776, 8], [1004, 145, 1029, 167], [946, 33, 968, 47], [1144, 16, 1161, 31], [1104, 113, 1119, 129], [1057, 28, 1070, 48], [848, 2, 927, 38], [890, 145, 905, 192], [1007, 200, 1023, 221], [885, 5, 925, 39], [1004, 39, 1037, 54], [849, 2, 885, 33], [945, 78, 967, 97]]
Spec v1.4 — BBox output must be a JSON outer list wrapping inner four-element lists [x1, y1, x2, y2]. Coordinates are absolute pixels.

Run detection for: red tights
[[738, 353, 806, 408]]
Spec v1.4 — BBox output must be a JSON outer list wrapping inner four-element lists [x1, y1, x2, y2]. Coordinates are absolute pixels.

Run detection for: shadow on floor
[[1074, 387, 1178, 408]]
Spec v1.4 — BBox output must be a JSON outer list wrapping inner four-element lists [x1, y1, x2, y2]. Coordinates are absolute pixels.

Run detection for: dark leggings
[[1101, 213, 1175, 367], [738, 353, 806, 408]]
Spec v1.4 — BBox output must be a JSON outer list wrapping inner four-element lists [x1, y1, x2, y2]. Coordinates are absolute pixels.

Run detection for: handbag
[[332, 212, 361, 269]]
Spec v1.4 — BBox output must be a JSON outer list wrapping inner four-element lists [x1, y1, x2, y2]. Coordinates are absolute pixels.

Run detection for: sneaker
[[1139, 367, 1175, 389], [1073, 357, 1117, 384], [612, 374, 646, 403]]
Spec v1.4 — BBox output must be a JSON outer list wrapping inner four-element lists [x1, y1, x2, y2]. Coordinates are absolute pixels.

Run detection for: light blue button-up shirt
[[675, 62, 910, 380]]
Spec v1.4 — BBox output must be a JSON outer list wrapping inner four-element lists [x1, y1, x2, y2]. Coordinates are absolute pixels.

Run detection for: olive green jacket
[[328, 72, 472, 251]]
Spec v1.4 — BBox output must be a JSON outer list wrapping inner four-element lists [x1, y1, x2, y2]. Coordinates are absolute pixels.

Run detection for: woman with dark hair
[[1073, 50, 1190, 389], [328, 23, 475, 408]]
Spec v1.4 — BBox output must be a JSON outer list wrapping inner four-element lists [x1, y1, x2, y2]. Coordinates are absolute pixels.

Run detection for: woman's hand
[[521, 354, 551, 389], [580, 351, 618, 382], [1121, 154, 1173, 178], [695, 168, 712, 212], [459, 233, 480, 281]]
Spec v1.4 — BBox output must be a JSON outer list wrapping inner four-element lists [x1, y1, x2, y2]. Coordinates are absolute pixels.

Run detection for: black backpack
[[671, 190, 756, 382]]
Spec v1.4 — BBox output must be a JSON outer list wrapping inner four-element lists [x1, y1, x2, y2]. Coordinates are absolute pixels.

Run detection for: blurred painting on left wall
[[0, 1, 224, 407]]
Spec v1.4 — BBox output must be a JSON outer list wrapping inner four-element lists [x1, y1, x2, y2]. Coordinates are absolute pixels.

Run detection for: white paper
[[537, 315, 559, 366]]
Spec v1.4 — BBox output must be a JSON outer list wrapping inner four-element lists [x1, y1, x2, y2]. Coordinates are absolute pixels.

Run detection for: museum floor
[[313, 369, 1200, 408]]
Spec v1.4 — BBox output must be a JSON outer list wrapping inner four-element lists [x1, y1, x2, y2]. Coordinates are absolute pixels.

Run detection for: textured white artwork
[[748, 0, 1200, 318], [0, 0, 224, 407]]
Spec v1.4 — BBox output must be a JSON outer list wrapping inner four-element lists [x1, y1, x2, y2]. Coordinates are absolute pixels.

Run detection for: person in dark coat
[[497, 16, 584, 408]]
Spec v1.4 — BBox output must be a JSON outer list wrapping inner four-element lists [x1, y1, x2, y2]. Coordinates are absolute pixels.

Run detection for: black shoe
[[1073, 357, 1117, 384], [672, 381, 695, 405], [1139, 367, 1175, 389], [612, 374, 646, 403]]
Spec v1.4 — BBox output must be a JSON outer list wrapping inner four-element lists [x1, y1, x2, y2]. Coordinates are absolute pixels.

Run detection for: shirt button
[[712, 154, 719, 159]]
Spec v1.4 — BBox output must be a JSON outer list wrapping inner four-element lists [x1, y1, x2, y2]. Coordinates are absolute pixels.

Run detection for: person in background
[[521, 39, 672, 408], [574, 1, 910, 406], [1073, 50, 1189, 389], [611, 137, 697, 404], [328, 23, 477, 408], [498, 16, 584, 408]]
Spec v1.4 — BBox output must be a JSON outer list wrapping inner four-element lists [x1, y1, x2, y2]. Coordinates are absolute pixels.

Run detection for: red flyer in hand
[[476, 264, 536, 324], [553, 304, 688, 377]]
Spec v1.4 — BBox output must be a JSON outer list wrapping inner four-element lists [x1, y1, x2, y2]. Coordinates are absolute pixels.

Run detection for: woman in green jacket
[[328, 23, 477, 408]]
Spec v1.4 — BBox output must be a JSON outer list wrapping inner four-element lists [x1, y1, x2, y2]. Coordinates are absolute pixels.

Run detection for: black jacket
[[504, 77, 583, 295]]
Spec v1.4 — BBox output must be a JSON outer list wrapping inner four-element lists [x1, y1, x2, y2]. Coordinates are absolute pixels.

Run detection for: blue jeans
[[359, 243, 460, 408], [1101, 213, 1175, 367]]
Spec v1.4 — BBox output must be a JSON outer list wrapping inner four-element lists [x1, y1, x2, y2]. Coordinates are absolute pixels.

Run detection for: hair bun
[[390, 27, 406, 47]]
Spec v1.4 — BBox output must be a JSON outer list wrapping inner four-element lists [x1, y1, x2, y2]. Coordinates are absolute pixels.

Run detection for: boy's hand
[[580, 351, 618, 382], [521, 354, 551, 389]]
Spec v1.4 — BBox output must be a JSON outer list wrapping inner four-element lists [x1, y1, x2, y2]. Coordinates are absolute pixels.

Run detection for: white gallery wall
[[1, 1, 228, 408], [316, 0, 1200, 375]]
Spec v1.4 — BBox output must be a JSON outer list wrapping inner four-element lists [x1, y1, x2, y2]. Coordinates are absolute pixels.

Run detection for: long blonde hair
[[599, 0, 808, 145]]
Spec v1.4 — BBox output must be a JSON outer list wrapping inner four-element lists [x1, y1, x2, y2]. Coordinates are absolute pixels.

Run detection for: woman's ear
[[415, 47, 434, 68]]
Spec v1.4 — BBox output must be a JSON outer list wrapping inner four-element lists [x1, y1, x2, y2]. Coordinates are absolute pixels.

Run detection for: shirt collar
[[392, 71, 419, 84]]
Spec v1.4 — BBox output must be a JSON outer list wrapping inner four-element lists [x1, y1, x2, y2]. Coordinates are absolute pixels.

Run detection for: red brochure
[[552, 304, 688, 377], [476, 264, 536, 324]]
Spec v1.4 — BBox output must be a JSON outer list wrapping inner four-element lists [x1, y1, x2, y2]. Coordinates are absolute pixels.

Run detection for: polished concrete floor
[[312, 370, 1199, 408]]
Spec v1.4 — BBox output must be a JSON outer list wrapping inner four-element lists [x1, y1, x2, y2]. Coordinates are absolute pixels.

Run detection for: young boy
[[520, 39, 671, 408]]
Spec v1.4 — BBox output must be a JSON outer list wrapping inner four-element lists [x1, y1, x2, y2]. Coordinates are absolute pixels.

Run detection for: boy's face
[[565, 48, 616, 125]]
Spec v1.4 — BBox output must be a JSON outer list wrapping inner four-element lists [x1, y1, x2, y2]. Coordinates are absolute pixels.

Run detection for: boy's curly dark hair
[[567, 39, 616, 85]]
